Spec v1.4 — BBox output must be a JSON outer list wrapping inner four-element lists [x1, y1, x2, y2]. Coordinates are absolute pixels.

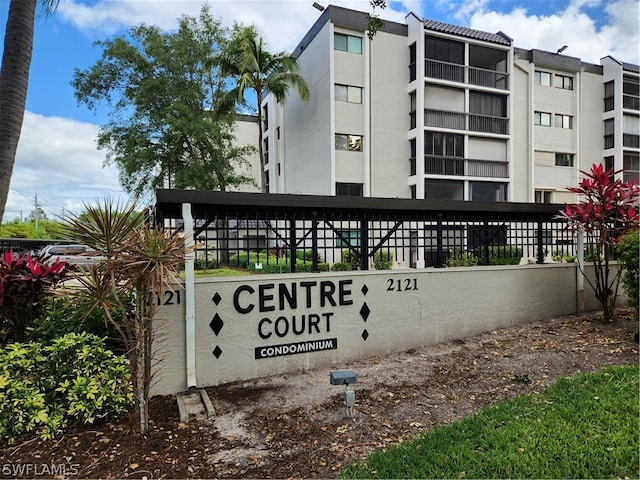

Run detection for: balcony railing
[[425, 108, 509, 135], [425, 59, 509, 90], [424, 155, 508, 178]]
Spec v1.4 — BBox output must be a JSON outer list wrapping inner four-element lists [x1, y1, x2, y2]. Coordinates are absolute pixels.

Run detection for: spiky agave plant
[[59, 199, 187, 433]]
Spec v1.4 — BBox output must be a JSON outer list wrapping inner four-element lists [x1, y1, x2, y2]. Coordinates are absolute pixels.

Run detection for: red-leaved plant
[[0, 250, 70, 343], [558, 163, 639, 322]]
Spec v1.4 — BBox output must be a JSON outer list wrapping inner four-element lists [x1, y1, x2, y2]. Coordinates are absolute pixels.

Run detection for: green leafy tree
[[0, 0, 60, 222], [367, 0, 387, 39], [72, 5, 254, 196], [222, 25, 309, 192]]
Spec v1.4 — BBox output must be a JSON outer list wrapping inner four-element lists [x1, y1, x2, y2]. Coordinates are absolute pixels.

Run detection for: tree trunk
[[0, 0, 37, 222]]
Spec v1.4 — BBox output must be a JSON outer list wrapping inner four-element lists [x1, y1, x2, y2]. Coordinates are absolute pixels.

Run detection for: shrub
[[295, 262, 330, 273], [331, 262, 351, 271], [229, 251, 269, 269], [0, 251, 70, 344], [446, 248, 478, 267], [616, 230, 639, 312], [341, 249, 360, 270], [486, 246, 523, 265], [30, 296, 124, 352], [0, 333, 133, 443], [373, 250, 393, 270], [194, 257, 217, 270], [553, 248, 576, 263]]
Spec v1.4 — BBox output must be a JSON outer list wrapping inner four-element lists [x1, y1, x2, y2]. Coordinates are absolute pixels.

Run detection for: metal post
[[435, 214, 443, 268], [576, 229, 584, 313], [289, 218, 297, 273], [360, 216, 369, 271], [536, 219, 545, 264], [311, 211, 318, 272]]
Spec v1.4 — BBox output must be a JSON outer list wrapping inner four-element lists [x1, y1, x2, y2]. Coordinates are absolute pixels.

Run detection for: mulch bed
[[1, 308, 637, 479]]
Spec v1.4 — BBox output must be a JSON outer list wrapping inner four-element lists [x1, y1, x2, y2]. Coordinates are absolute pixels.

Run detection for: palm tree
[[223, 26, 309, 193], [0, 0, 60, 222]]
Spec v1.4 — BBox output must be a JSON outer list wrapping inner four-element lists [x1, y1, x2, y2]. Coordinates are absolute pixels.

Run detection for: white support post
[[576, 229, 584, 313], [182, 202, 197, 388]]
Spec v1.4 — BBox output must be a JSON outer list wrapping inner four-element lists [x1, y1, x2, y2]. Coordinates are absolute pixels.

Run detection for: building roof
[[423, 19, 512, 46], [623, 62, 640, 73]]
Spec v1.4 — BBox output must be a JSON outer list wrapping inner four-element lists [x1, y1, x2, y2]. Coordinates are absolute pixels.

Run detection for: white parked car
[[39, 244, 106, 269]]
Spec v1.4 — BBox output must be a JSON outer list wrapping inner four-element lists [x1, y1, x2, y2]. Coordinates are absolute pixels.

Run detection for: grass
[[179, 267, 250, 278], [339, 365, 639, 479]]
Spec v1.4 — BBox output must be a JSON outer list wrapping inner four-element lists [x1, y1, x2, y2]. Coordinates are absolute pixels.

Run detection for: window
[[623, 153, 639, 183], [424, 179, 463, 200], [336, 182, 363, 197], [424, 132, 464, 157], [263, 138, 269, 164], [535, 70, 552, 86], [409, 43, 416, 82], [555, 153, 574, 167], [262, 104, 268, 131], [535, 191, 553, 204], [555, 114, 573, 129], [335, 84, 362, 103], [469, 92, 507, 117], [604, 81, 615, 112], [604, 118, 614, 149], [534, 111, 552, 126], [555, 74, 573, 90], [335, 134, 362, 151], [276, 126, 280, 140], [335, 230, 360, 248], [469, 182, 507, 202], [277, 163, 281, 176], [425, 36, 464, 65], [409, 138, 416, 176], [334, 33, 362, 54], [409, 91, 416, 129]]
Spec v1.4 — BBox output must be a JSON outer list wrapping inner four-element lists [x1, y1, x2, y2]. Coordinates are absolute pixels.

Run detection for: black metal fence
[[154, 190, 585, 272]]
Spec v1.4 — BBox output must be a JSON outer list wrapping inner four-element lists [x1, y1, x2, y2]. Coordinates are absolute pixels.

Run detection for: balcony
[[424, 155, 508, 178], [425, 59, 509, 90], [425, 108, 508, 135], [623, 94, 639, 110], [623, 134, 639, 149]]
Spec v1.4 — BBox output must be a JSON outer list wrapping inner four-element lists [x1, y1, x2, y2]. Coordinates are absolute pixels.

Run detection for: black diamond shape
[[212, 292, 222, 305], [360, 303, 370, 322], [361, 284, 368, 295], [362, 329, 369, 341], [212, 346, 222, 358], [209, 314, 224, 336]]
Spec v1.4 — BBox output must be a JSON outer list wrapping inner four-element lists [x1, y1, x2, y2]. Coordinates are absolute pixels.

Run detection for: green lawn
[[340, 365, 639, 479], [180, 267, 251, 278]]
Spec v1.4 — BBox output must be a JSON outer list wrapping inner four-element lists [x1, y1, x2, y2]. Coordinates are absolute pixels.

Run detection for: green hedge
[[0, 333, 133, 443]]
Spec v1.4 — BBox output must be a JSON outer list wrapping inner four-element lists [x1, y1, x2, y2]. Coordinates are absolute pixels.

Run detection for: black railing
[[425, 59, 509, 90], [155, 190, 584, 271], [425, 108, 508, 135]]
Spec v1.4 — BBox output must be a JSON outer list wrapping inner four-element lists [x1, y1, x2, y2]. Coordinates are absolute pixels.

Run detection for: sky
[[1, 0, 638, 222]]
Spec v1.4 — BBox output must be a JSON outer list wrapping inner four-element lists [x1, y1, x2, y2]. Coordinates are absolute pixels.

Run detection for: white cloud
[[5, 112, 132, 221], [459, 0, 639, 64], [58, 0, 410, 52]]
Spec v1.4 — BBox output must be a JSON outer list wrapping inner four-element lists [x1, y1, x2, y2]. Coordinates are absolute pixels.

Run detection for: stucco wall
[[150, 263, 611, 396]]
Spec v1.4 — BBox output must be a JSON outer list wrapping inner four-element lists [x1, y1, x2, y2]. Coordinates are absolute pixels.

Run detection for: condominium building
[[259, 5, 639, 202]]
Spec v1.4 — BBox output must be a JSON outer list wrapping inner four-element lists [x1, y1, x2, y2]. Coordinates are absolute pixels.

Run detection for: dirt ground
[[1, 308, 638, 479]]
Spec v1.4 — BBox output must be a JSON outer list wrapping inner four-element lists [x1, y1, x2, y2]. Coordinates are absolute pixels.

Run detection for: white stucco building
[[257, 5, 639, 202]]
